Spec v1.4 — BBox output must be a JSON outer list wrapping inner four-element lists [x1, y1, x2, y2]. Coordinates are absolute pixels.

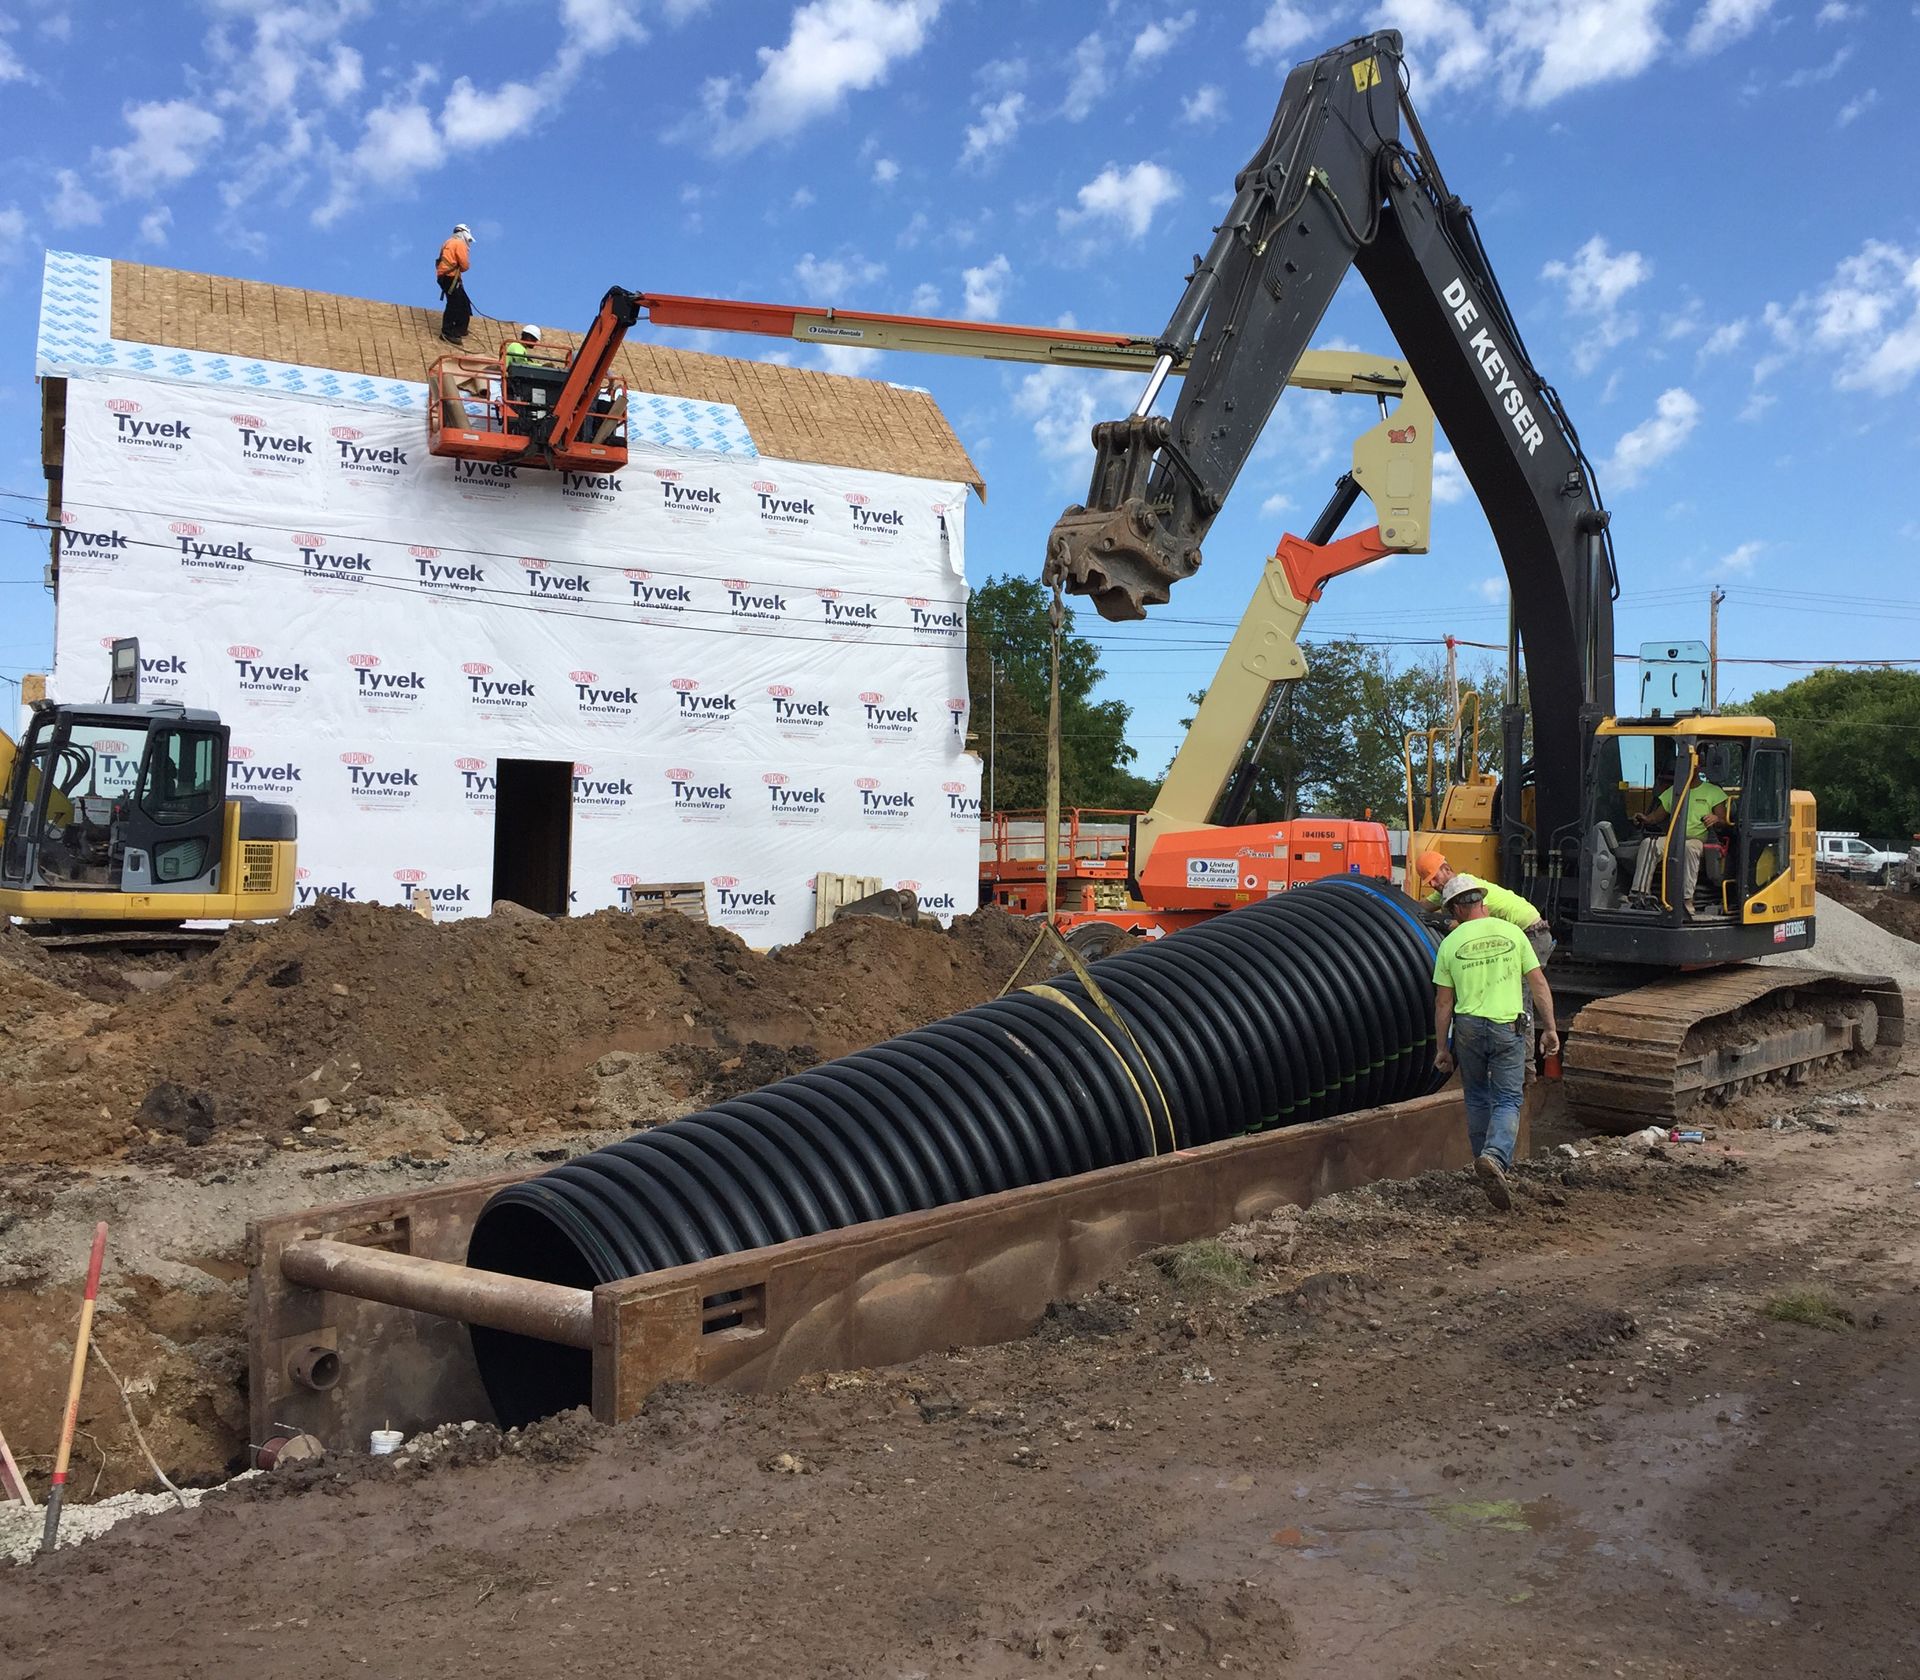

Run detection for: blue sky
[[1, 0, 1917, 777]]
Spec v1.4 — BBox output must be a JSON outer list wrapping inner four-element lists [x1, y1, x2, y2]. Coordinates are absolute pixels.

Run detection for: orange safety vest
[[436, 236, 470, 279]]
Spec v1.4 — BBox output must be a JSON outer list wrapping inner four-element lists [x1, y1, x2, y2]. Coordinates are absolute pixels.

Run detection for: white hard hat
[[520, 324, 541, 342], [1440, 875, 1486, 908], [453, 222, 472, 237]]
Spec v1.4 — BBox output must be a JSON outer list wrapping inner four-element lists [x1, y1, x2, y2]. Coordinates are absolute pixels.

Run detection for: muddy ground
[[1, 901, 1916, 1675]]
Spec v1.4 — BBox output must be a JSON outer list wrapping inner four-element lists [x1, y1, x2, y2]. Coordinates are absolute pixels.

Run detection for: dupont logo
[[655, 464, 720, 518], [753, 477, 815, 528], [844, 489, 905, 540], [710, 873, 777, 920], [462, 660, 534, 711], [763, 769, 827, 820], [767, 682, 830, 734], [946, 696, 968, 735], [860, 690, 920, 736], [227, 642, 310, 704], [295, 864, 358, 906], [817, 586, 879, 631], [456, 755, 496, 805], [856, 775, 915, 822], [571, 760, 635, 816], [227, 744, 301, 793], [295, 532, 374, 583], [611, 872, 644, 909], [89, 736, 141, 791], [347, 652, 426, 709], [341, 750, 420, 808], [672, 676, 738, 729], [623, 567, 693, 615], [944, 779, 984, 823], [665, 766, 733, 820], [332, 425, 408, 476], [908, 595, 965, 638], [571, 667, 638, 720], [109, 396, 191, 454]]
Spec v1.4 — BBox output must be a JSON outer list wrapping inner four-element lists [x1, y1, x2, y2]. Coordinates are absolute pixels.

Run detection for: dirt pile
[[1818, 876, 1920, 945], [1762, 890, 1920, 985], [0, 903, 1044, 1166]]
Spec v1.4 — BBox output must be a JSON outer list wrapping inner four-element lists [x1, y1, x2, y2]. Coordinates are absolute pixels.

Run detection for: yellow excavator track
[[1563, 966, 1906, 1133]]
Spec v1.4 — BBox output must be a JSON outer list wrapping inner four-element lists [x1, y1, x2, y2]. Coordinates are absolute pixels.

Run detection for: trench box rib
[[248, 1087, 1529, 1449]]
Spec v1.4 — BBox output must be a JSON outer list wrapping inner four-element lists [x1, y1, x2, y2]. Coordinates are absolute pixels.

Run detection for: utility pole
[[987, 656, 998, 815], [1709, 587, 1727, 711]]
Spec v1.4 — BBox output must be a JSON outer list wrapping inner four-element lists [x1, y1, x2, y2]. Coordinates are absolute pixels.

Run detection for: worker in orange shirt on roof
[[436, 222, 474, 346]]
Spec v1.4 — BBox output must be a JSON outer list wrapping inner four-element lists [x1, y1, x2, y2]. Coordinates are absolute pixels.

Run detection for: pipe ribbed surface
[[467, 878, 1441, 1425]]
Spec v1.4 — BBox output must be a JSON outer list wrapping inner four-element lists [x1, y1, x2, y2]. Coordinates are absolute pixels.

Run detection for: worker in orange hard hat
[[1415, 849, 1554, 967], [436, 222, 474, 345]]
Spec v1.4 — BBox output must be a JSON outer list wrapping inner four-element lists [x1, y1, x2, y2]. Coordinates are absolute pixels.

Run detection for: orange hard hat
[[1416, 849, 1449, 881]]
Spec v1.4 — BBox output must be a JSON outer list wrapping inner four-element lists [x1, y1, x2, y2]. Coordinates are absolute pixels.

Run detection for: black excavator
[[1044, 30, 1902, 1129]]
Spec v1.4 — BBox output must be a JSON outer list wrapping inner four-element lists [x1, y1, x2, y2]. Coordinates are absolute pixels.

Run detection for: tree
[[1184, 640, 1511, 825], [1746, 667, 1920, 842], [966, 574, 1160, 812]]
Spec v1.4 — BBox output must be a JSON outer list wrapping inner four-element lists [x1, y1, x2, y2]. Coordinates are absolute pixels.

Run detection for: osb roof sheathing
[[107, 260, 984, 494]]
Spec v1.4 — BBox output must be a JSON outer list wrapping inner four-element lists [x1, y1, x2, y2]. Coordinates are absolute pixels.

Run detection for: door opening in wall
[[491, 759, 572, 915]]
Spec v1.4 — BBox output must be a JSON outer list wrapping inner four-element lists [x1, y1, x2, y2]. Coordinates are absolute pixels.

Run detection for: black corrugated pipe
[[467, 878, 1443, 1425]]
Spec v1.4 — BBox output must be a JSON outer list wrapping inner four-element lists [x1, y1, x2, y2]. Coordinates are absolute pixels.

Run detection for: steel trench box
[[247, 1086, 1530, 1449]]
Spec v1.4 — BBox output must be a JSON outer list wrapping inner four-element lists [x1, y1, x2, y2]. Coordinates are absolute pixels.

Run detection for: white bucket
[[369, 1428, 404, 1456]]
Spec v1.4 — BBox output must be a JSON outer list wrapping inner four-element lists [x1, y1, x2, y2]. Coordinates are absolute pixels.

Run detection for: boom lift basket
[[426, 344, 629, 471]]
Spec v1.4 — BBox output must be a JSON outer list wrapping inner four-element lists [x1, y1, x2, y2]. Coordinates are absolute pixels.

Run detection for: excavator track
[[1564, 967, 1906, 1134]]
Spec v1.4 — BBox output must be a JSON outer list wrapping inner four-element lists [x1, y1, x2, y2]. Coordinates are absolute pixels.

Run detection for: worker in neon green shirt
[[1415, 850, 1553, 965], [1431, 876, 1560, 1211], [1635, 777, 1729, 917]]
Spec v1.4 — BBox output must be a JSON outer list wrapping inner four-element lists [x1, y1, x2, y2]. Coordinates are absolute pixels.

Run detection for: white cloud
[[1260, 492, 1295, 518], [791, 185, 817, 209], [1607, 388, 1701, 486], [960, 253, 1011, 320], [1816, 1, 1857, 21], [0, 37, 25, 83], [1474, 575, 1508, 604], [960, 91, 1022, 165], [96, 99, 225, 196], [1060, 161, 1182, 242], [794, 249, 886, 298], [1130, 12, 1195, 66], [138, 206, 173, 248], [872, 155, 899, 184], [1683, 0, 1774, 57], [1699, 319, 1748, 357], [1783, 45, 1849, 87], [1381, 0, 1492, 94], [440, 77, 545, 148], [703, 0, 943, 156], [812, 342, 886, 375], [0, 205, 27, 265], [1245, 2, 1314, 62], [1433, 448, 1468, 504], [908, 281, 940, 312], [1542, 234, 1652, 372], [558, 0, 648, 54], [1764, 239, 1920, 396], [1180, 84, 1224, 125], [1060, 33, 1107, 121], [1836, 88, 1877, 127], [1712, 540, 1762, 575], [1013, 363, 1143, 470], [46, 168, 102, 229]]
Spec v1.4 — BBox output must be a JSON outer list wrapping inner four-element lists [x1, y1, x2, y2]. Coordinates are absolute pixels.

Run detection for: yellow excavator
[[1037, 28, 1902, 1128], [0, 640, 297, 947]]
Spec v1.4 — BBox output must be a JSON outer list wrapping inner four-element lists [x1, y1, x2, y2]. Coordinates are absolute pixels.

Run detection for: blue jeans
[[1453, 1012, 1525, 1170]]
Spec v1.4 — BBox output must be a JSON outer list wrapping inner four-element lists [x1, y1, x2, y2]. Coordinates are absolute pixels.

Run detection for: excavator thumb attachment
[[1044, 416, 1202, 621]]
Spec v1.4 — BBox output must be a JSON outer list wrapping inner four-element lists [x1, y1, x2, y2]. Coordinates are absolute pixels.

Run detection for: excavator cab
[[1576, 716, 1812, 965], [0, 701, 297, 929]]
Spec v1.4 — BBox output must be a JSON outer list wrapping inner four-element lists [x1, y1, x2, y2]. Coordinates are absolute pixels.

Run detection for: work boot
[[1475, 1153, 1512, 1212]]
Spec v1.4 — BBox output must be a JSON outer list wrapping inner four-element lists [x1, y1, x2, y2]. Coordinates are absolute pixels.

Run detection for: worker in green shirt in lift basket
[[1431, 876, 1560, 1212]]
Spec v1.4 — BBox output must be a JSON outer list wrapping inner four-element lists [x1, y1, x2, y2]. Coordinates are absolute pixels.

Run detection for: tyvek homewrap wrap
[[48, 375, 982, 943]]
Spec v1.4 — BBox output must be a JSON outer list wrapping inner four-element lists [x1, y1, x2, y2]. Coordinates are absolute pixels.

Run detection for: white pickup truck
[[1816, 832, 1908, 884]]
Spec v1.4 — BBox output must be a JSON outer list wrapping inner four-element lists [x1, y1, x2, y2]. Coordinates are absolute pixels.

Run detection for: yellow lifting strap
[[999, 580, 1175, 1155]]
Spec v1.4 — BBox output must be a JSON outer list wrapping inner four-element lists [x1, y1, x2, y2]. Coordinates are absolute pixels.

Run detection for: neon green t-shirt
[[1657, 779, 1728, 840], [1421, 874, 1541, 930], [1432, 916, 1539, 1022]]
